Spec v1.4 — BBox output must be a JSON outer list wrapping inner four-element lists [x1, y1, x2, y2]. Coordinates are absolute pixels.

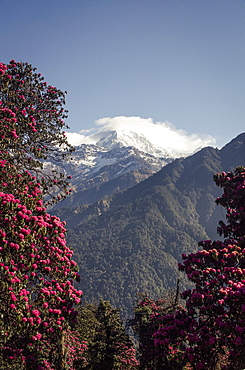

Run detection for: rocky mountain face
[[49, 130, 186, 209], [56, 133, 245, 317]]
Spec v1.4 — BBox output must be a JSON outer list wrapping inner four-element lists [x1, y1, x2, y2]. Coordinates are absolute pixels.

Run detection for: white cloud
[[65, 116, 217, 155], [65, 132, 93, 146]]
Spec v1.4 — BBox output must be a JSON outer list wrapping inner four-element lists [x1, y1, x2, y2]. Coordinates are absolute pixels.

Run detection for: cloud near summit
[[65, 116, 217, 154]]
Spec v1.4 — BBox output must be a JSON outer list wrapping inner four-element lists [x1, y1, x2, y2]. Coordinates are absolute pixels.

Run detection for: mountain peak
[[66, 116, 217, 157], [96, 130, 176, 159]]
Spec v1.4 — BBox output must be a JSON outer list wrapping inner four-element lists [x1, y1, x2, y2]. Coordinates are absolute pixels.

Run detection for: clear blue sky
[[1, 0, 245, 148]]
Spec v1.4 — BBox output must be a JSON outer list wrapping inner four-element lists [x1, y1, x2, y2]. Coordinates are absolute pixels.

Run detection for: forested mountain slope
[[65, 133, 245, 316]]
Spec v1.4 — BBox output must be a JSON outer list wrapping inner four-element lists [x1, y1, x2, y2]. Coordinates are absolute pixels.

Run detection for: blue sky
[[1, 0, 245, 149]]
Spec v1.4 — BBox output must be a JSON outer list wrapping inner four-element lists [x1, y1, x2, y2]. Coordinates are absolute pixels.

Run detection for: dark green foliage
[[74, 300, 138, 369]]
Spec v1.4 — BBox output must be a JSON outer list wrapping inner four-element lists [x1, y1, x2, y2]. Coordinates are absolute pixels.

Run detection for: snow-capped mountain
[[97, 130, 174, 158], [48, 129, 188, 209]]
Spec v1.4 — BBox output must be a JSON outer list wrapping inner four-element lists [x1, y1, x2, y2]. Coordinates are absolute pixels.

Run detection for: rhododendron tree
[[0, 60, 74, 203], [0, 156, 84, 368], [153, 167, 245, 370], [0, 60, 89, 368], [130, 293, 190, 370]]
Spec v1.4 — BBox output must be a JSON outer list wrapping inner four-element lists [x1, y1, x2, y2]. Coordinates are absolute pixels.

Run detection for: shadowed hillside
[[64, 133, 245, 316]]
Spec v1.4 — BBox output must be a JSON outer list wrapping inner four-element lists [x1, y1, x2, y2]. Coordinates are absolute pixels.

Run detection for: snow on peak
[[97, 130, 173, 158], [66, 116, 216, 158]]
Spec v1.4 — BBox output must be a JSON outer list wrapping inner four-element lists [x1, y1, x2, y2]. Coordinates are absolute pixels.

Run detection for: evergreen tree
[[75, 300, 139, 370]]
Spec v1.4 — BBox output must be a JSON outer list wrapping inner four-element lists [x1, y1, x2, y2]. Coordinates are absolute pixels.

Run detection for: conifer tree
[[75, 300, 139, 370]]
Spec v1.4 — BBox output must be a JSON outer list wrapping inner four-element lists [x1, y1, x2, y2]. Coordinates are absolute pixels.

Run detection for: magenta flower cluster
[[0, 62, 7, 76]]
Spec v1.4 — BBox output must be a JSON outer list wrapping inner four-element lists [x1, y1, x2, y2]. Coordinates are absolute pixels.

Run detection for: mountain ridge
[[61, 133, 245, 315]]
